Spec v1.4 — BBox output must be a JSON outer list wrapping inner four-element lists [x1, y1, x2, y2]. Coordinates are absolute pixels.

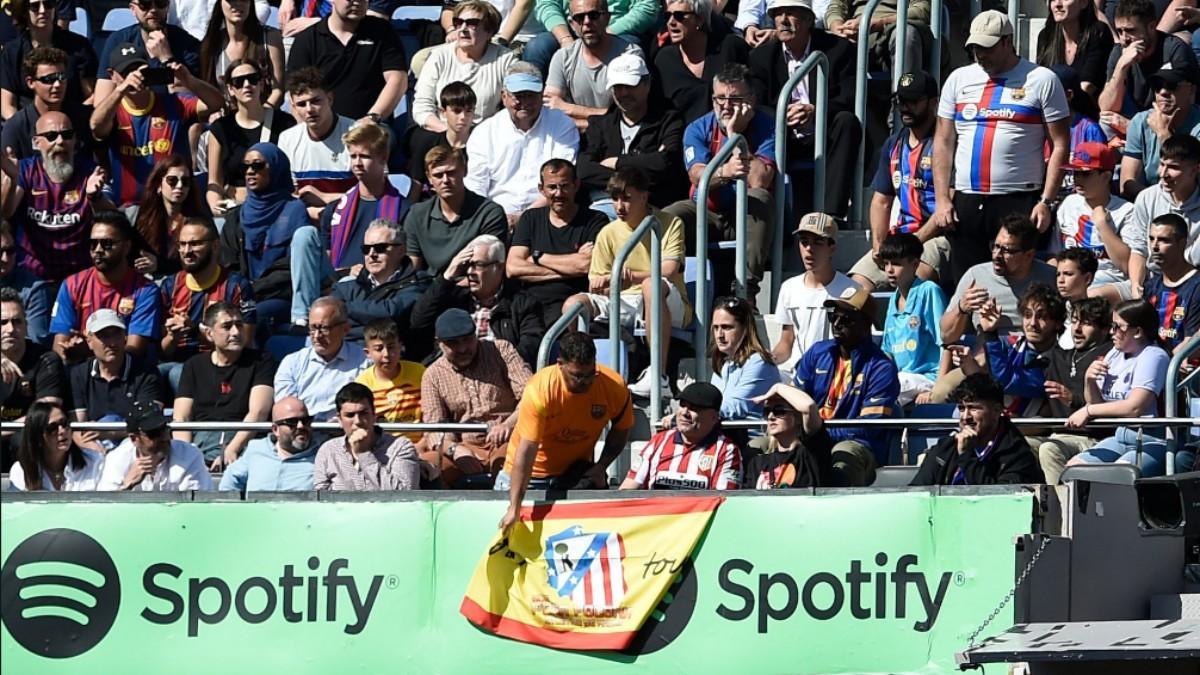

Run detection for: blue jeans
[[522, 31, 561, 77], [1192, 29, 1200, 65], [1074, 426, 1169, 477], [289, 226, 334, 325], [157, 361, 185, 399]]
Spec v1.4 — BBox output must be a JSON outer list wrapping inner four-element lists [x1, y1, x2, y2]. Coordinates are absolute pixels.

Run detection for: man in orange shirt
[[498, 332, 634, 532]]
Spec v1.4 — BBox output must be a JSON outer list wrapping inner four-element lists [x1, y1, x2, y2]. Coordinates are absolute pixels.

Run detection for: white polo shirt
[[464, 107, 579, 215]]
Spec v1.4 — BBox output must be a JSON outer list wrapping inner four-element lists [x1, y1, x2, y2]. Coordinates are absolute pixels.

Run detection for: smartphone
[[142, 67, 173, 87]]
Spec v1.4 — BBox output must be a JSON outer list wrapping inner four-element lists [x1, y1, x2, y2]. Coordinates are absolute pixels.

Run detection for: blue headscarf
[[238, 143, 307, 279]]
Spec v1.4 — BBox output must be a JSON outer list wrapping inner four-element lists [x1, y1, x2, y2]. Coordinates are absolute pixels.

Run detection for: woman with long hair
[[741, 383, 831, 488], [10, 401, 104, 491], [199, 0, 285, 107], [709, 295, 780, 422], [0, 0, 96, 119], [1066, 299, 1174, 476], [206, 59, 294, 215], [127, 156, 208, 278], [1036, 0, 1113, 95]]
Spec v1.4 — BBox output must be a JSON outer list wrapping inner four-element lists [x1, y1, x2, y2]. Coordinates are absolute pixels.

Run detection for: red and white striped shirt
[[627, 429, 742, 490]]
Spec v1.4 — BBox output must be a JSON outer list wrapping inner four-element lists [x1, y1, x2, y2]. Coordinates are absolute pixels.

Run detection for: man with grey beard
[[219, 397, 316, 492], [0, 111, 112, 283]]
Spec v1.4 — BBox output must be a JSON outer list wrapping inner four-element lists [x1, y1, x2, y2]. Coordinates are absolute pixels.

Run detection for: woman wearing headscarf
[[218, 142, 310, 333]]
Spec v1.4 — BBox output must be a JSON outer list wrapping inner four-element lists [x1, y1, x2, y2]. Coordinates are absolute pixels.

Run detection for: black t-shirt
[[511, 206, 607, 306], [1, 341, 67, 422], [68, 355, 164, 420], [210, 112, 295, 188], [286, 16, 408, 121], [177, 349, 276, 422], [1035, 25, 1114, 88], [0, 28, 98, 110], [1105, 31, 1198, 114], [742, 429, 834, 489], [654, 34, 750, 124]]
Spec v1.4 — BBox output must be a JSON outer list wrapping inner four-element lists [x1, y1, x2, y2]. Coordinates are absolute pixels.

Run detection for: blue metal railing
[[1164, 334, 1200, 475], [609, 214, 664, 425], [696, 134, 749, 382], [536, 303, 589, 371]]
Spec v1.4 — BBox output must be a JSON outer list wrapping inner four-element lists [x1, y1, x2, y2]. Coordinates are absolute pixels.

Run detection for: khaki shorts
[[848, 235, 952, 290], [588, 283, 689, 329]]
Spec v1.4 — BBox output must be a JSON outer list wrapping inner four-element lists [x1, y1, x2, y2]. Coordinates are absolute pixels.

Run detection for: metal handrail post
[[1008, 0, 1019, 53], [695, 134, 748, 382], [930, 0, 942, 83], [892, 0, 909, 130], [536, 302, 588, 370], [852, 0, 885, 228], [970, 0, 980, 19], [772, 51, 829, 308], [1164, 334, 1200, 475], [735, 177, 748, 299]]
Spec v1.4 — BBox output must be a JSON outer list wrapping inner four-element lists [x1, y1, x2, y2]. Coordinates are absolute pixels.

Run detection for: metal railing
[[696, 134, 749, 383], [1164, 334, 1200, 476], [610, 215, 664, 429], [772, 52, 829, 308], [720, 417, 1200, 429], [892, 0, 910, 131], [930, 0, 943, 83], [536, 302, 588, 371], [851, 0, 886, 228], [0, 421, 489, 433]]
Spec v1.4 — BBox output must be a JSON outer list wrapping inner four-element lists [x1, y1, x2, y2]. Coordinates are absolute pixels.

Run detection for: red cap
[[1063, 141, 1116, 172]]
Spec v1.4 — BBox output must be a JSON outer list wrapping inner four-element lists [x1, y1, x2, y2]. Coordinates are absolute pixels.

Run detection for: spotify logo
[[1, 529, 121, 658]]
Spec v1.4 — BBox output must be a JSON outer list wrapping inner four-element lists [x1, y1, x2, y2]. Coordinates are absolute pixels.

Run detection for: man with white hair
[[332, 218, 432, 343], [274, 296, 368, 421], [410, 234, 545, 368], [465, 61, 580, 226]]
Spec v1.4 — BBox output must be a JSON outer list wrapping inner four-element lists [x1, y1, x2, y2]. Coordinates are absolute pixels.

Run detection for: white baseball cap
[[965, 10, 1013, 49], [85, 309, 126, 335], [606, 52, 649, 89], [767, 0, 813, 12]]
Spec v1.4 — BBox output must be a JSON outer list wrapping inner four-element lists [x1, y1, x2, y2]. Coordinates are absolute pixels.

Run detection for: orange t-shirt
[[504, 364, 635, 478]]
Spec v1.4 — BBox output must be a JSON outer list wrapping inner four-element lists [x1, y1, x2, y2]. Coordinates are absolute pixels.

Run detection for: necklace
[[1069, 346, 1090, 378]]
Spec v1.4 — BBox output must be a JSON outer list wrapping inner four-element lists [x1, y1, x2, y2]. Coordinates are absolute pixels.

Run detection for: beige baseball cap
[[965, 11, 1013, 49], [793, 212, 838, 239]]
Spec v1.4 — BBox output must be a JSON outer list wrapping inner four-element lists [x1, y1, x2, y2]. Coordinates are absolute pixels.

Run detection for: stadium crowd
[[2, 0, 1199, 501]]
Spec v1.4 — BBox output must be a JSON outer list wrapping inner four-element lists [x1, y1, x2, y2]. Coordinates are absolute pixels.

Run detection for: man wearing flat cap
[[620, 382, 743, 490], [419, 308, 532, 487], [793, 285, 899, 486], [97, 400, 213, 491]]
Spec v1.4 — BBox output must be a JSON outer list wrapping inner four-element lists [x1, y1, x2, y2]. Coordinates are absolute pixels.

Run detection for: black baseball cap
[[893, 71, 938, 100], [126, 401, 169, 434], [435, 308, 476, 341], [1149, 66, 1199, 89], [678, 382, 723, 411], [109, 42, 149, 77]]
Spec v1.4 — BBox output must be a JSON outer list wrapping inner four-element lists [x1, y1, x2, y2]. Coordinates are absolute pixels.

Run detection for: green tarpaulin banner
[[1, 492, 1031, 674]]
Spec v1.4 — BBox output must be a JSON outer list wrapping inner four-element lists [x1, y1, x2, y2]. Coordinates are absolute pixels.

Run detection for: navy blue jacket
[[331, 261, 431, 343], [794, 337, 900, 460]]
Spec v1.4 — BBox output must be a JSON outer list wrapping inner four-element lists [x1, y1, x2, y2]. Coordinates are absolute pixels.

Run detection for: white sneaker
[[629, 368, 671, 399]]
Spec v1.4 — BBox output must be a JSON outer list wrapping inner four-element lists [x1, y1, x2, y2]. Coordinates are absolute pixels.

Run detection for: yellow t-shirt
[[589, 209, 693, 324], [504, 363, 635, 478], [356, 361, 425, 441]]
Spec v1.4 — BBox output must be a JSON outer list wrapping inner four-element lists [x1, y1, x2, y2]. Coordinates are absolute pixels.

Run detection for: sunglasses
[[33, 72, 67, 85], [45, 420, 71, 433], [825, 310, 857, 324], [36, 129, 74, 143], [89, 237, 123, 251], [360, 243, 395, 256], [666, 10, 695, 22], [451, 16, 482, 28], [27, 0, 52, 11], [276, 415, 314, 429], [164, 175, 191, 188], [229, 72, 262, 88], [991, 243, 1028, 256], [135, 0, 170, 9], [763, 406, 793, 418], [570, 9, 607, 22], [243, 160, 267, 173], [0, 246, 15, 256]]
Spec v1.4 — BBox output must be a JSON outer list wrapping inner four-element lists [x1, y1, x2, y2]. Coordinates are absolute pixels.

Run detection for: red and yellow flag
[[461, 497, 723, 650]]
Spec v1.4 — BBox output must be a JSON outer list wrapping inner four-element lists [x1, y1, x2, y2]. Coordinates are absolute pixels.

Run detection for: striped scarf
[[328, 182, 404, 268]]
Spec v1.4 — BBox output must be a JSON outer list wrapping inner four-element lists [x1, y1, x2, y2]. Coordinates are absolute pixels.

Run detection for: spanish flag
[[460, 497, 723, 650]]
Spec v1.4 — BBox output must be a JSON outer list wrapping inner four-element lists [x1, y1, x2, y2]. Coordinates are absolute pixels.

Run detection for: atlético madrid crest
[[544, 525, 627, 610]]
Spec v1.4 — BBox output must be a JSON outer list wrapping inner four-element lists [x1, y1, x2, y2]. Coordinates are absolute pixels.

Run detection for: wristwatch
[[1038, 197, 1055, 208], [532, 250, 544, 265], [367, 112, 382, 124]]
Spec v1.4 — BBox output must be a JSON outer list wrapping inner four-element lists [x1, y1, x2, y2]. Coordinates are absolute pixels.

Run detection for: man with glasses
[[664, 61, 775, 303], [1120, 66, 1200, 199], [158, 218, 257, 392], [523, 0, 658, 76], [1, 47, 92, 160], [930, 10, 1070, 283], [911, 372, 1043, 485], [771, 212, 857, 374], [411, 234, 545, 368], [92, 42, 222, 207], [497, 332, 632, 522], [172, 302, 276, 470], [220, 397, 318, 492], [793, 285, 899, 487], [0, 0, 96, 120], [942, 214, 1056, 344], [98, 400, 213, 491], [286, 0, 408, 125], [1, 110, 110, 284], [465, 62, 579, 226], [274, 296, 368, 421], [50, 212, 163, 362], [543, 0, 643, 131], [94, 0, 200, 104], [332, 219, 431, 343]]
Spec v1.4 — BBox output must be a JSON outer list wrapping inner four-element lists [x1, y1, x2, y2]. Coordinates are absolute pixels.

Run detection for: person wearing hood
[[331, 218, 431, 343], [218, 142, 312, 334], [408, 234, 545, 367]]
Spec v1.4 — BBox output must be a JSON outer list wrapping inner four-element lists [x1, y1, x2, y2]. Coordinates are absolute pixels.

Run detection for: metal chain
[[966, 535, 1051, 649]]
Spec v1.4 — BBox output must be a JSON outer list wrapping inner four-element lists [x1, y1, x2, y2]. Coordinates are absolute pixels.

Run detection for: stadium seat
[[595, 338, 628, 380], [391, 6, 441, 21], [265, 334, 306, 363], [102, 8, 135, 32], [69, 7, 91, 40], [903, 403, 958, 463], [266, 5, 280, 29], [1059, 464, 1141, 486], [388, 174, 412, 197], [871, 465, 919, 487]]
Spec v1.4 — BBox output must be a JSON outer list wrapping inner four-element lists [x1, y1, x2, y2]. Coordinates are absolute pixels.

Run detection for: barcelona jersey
[[159, 269, 257, 359], [49, 268, 163, 339], [1145, 271, 1200, 349], [14, 157, 97, 282], [105, 92, 200, 207]]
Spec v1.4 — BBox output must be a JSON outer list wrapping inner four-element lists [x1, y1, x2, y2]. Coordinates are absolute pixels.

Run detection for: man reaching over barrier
[[498, 332, 634, 531]]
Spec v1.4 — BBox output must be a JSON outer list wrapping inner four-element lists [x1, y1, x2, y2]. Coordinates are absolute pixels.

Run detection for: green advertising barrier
[[1, 492, 1032, 674]]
